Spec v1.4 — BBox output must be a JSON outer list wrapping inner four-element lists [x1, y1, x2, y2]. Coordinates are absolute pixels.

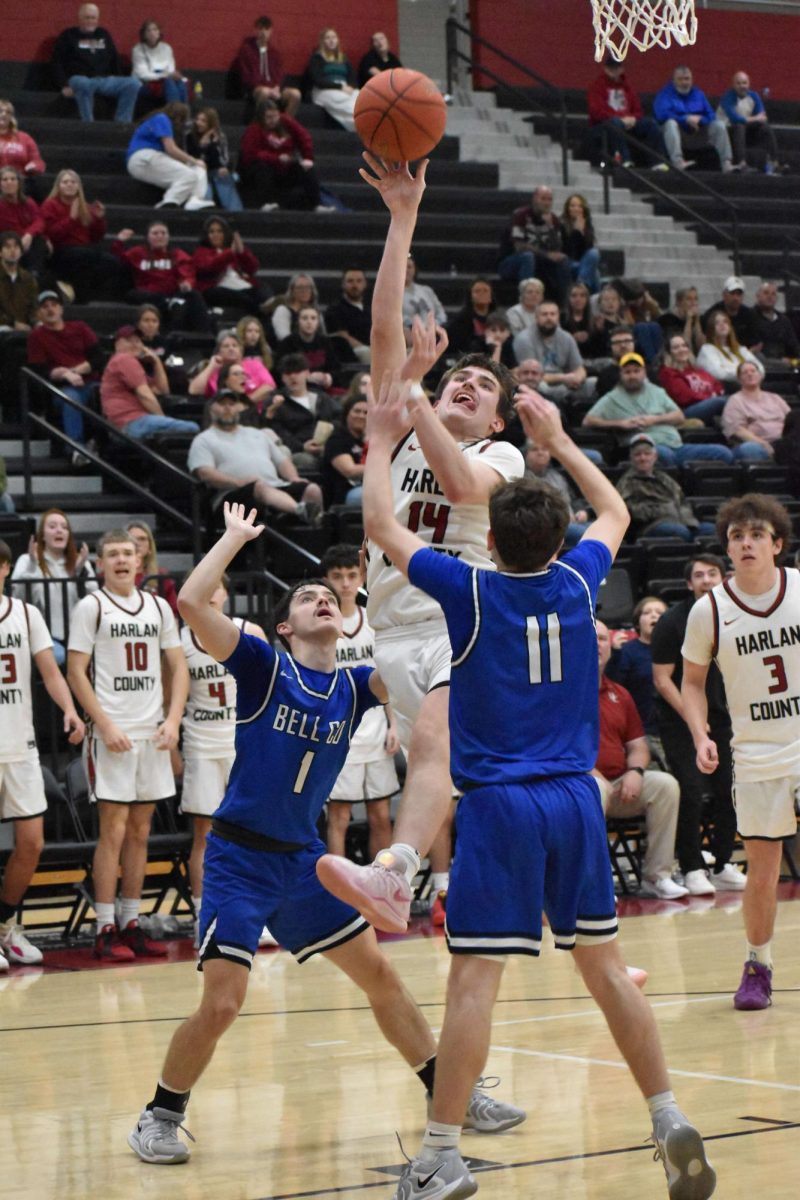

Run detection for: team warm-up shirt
[[0, 596, 53, 763], [180, 620, 244, 759], [683, 567, 800, 782], [366, 433, 524, 631], [217, 633, 380, 842], [408, 541, 612, 791], [68, 587, 180, 738], [334, 608, 390, 765]]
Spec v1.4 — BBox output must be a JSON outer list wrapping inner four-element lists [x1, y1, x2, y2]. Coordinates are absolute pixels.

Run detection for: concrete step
[[159, 552, 194, 575], [0, 440, 49, 458], [19, 511, 155, 536], [7, 474, 103, 497]]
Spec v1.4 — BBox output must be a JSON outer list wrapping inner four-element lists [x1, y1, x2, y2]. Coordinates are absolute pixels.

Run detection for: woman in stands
[[696, 310, 764, 385], [659, 333, 727, 423], [0, 100, 45, 189], [321, 392, 368, 507], [192, 216, 264, 315], [0, 166, 48, 275], [126, 520, 179, 615], [402, 254, 448, 335], [11, 508, 97, 665], [605, 596, 667, 741], [189, 329, 275, 404], [561, 194, 601, 293], [268, 272, 324, 343], [113, 220, 212, 333], [506, 277, 544, 336], [276, 305, 342, 390], [308, 28, 359, 131], [41, 169, 126, 302], [186, 108, 243, 212], [238, 99, 324, 212], [357, 31, 402, 88], [446, 276, 496, 355], [126, 102, 213, 212], [131, 20, 188, 106], [236, 315, 274, 372]]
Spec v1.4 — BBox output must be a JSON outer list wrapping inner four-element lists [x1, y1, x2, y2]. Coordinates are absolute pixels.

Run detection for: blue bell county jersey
[[407, 540, 612, 791], [217, 632, 379, 843]]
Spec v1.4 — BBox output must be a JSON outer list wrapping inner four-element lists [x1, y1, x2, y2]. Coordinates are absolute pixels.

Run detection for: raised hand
[[366, 370, 413, 446], [358, 153, 428, 216], [400, 312, 448, 385], [516, 391, 565, 448], [223, 501, 265, 541]]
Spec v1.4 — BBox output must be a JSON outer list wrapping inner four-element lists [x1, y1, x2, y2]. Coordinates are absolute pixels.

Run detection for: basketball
[[354, 68, 447, 162]]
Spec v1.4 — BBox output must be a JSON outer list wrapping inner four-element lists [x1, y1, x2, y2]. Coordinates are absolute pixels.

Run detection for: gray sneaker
[[128, 1106, 194, 1164], [393, 1149, 477, 1199], [652, 1109, 716, 1199], [462, 1077, 527, 1133]]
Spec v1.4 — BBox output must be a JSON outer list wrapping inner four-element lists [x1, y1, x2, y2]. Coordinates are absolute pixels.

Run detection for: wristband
[[628, 766, 645, 776]]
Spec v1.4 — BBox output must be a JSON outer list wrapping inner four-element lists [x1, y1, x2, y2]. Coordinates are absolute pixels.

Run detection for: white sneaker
[[0, 922, 43, 965], [684, 869, 716, 896], [640, 877, 689, 900], [314, 204, 337, 213], [259, 202, 279, 212], [258, 926, 278, 947], [183, 197, 215, 211], [712, 862, 746, 891], [128, 1107, 194, 1164]]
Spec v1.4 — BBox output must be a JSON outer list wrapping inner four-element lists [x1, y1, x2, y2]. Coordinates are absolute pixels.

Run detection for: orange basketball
[[354, 68, 447, 162]]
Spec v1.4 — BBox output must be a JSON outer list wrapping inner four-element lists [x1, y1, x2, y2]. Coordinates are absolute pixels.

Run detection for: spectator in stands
[[657, 285, 706, 356], [126, 519, 179, 615], [264, 352, 340, 469], [187, 390, 322, 521], [0, 167, 48, 277], [562, 281, 605, 359], [41, 169, 126, 302], [344, 370, 370, 401], [235, 15, 301, 117], [358, 31, 402, 88], [584, 352, 734, 465], [587, 54, 668, 166], [402, 254, 447, 334], [751, 281, 799, 363], [478, 311, 516, 369], [186, 109, 243, 212], [512, 300, 590, 403], [236, 315, 273, 371], [309, 28, 359, 132], [560, 193, 601, 293], [721, 360, 790, 460], [497, 185, 571, 303], [126, 103, 214, 213], [189, 329, 276, 405], [595, 619, 686, 899], [615, 277, 663, 362], [321, 392, 368, 506], [523, 437, 589, 545], [594, 323, 642, 397], [239, 99, 324, 212], [658, 333, 727, 423], [27, 290, 101, 458], [653, 65, 733, 172], [606, 596, 667, 740], [0, 100, 45, 181], [326, 268, 372, 364], [702, 276, 758, 348], [717, 71, 779, 173], [447, 277, 496, 356], [192, 217, 264, 314], [0, 459, 13, 514], [268, 272, 323, 343], [277, 305, 342, 389], [617, 433, 716, 540], [131, 20, 188, 106], [113, 221, 212, 333], [696, 310, 763, 384], [101, 324, 199, 440], [134, 302, 169, 360], [11, 509, 97, 664], [0, 231, 37, 331], [52, 4, 141, 123], [505, 277, 544, 336], [651, 554, 744, 894]]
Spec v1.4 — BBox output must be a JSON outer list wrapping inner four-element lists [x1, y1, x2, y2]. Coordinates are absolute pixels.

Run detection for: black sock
[[0, 900, 16, 924], [416, 1056, 437, 1096], [147, 1082, 191, 1115]]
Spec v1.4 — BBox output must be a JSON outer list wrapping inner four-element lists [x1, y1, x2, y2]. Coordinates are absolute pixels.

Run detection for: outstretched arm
[[178, 503, 265, 661], [363, 372, 425, 576]]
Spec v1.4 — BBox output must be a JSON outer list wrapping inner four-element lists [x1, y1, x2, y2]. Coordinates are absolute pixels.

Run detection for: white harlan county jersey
[[366, 432, 524, 631], [0, 596, 53, 763], [181, 619, 244, 759], [683, 567, 800, 782], [335, 608, 388, 765], [68, 587, 180, 738]]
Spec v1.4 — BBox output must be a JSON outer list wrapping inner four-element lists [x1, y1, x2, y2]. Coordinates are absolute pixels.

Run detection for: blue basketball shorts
[[445, 775, 618, 956], [198, 833, 369, 969]]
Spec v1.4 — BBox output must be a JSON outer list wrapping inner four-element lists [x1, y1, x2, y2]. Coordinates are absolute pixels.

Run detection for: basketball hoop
[[591, 0, 698, 61]]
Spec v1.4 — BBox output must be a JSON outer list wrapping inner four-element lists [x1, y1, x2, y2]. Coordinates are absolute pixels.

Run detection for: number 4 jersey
[[366, 432, 524, 631], [180, 620, 244, 759]]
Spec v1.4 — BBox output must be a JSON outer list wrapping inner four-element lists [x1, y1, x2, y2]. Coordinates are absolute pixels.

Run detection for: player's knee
[[201, 990, 244, 1035]]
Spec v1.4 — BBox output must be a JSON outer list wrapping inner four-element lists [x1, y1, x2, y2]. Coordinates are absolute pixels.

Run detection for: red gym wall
[[4, 1, 398, 75]]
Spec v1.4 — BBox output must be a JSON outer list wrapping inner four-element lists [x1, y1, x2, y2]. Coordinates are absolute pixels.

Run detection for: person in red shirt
[[239, 99, 324, 212], [0, 100, 45, 181], [100, 324, 199, 439], [658, 333, 726, 424], [0, 166, 48, 275], [112, 220, 212, 332], [595, 619, 685, 899], [235, 15, 301, 116], [191, 215, 267, 315], [27, 289, 101, 455], [40, 168, 127, 302], [587, 54, 667, 167]]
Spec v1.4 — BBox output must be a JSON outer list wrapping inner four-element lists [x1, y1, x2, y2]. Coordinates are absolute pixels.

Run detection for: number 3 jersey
[[366, 432, 524, 631], [683, 567, 800, 782], [0, 596, 53, 763], [180, 620, 244, 759], [68, 588, 180, 738]]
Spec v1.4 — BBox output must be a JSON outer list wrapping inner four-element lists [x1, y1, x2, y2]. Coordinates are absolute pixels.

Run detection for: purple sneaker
[[733, 960, 772, 1010]]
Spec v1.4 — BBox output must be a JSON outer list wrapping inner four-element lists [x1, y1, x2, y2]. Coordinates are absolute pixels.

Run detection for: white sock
[[192, 894, 202, 917], [430, 872, 449, 893], [420, 1120, 461, 1162], [647, 1090, 678, 1117], [376, 842, 420, 883], [747, 941, 773, 969], [95, 902, 116, 932], [119, 897, 140, 930]]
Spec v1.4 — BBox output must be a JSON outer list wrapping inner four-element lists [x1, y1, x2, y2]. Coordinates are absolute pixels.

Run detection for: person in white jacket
[[696, 310, 763, 384], [132, 21, 188, 105]]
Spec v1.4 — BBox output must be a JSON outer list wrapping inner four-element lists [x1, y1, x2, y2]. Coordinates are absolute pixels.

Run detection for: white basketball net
[[591, 0, 698, 61]]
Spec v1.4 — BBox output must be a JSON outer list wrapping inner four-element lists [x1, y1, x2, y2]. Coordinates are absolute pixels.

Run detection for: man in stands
[[52, 4, 140, 123], [751, 281, 799, 363], [702, 276, 758, 348], [717, 71, 780, 173], [654, 66, 733, 172], [100, 324, 199, 440], [497, 185, 571, 303], [113, 221, 212, 334], [617, 433, 715, 541], [512, 300, 590, 404], [587, 53, 667, 166], [264, 353, 340, 471], [325, 268, 373, 364], [27, 290, 102, 461], [235, 15, 301, 116]]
